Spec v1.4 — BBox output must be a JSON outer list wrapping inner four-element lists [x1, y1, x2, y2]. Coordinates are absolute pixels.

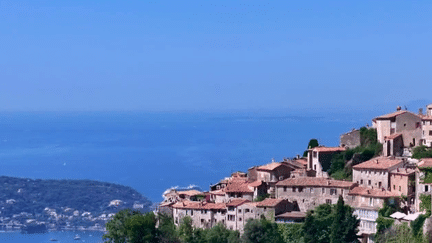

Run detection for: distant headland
[[0, 176, 151, 232]]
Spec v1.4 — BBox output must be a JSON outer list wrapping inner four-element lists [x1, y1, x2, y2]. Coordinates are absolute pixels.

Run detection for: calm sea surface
[[0, 111, 373, 242]]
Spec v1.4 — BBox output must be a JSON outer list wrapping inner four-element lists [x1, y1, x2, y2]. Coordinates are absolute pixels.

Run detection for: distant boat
[[50, 239, 58, 242], [74, 234, 81, 240]]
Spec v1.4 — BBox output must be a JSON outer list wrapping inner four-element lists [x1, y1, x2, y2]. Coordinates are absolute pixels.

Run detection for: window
[[293, 187, 297, 192], [326, 199, 332, 204], [379, 182, 382, 188], [429, 130, 432, 136], [322, 188, 325, 193], [368, 180, 371, 186], [393, 185, 396, 190], [313, 151, 317, 158], [314, 165, 317, 170], [245, 209, 250, 213], [283, 186, 287, 192], [399, 186, 401, 191], [191, 210, 193, 216], [425, 185, 429, 192], [369, 198, 373, 206], [360, 179, 363, 184], [416, 122, 421, 128], [330, 189, 337, 195], [299, 187, 303, 192], [228, 215, 235, 221], [239, 217, 242, 221], [238, 209, 242, 213], [311, 188, 314, 193]]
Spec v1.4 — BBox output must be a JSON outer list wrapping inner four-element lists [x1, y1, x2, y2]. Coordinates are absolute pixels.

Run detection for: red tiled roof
[[418, 158, 432, 168], [256, 198, 285, 207], [311, 146, 346, 152], [275, 211, 306, 219], [209, 188, 225, 195], [276, 177, 355, 188], [349, 186, 401, 198], [294, 158, 308, 166], [385, 133, 402, 140], [257, 162, 284, 171], [374, 110, 408, 120], [225, 178, 254, 193], [226, 199, 250, 207], [178, 190, 203, 197], [172, 201, 226, 210], [353, 157, 403, 170], [420, 115, 432, 121], [248, 180, 263, 187]]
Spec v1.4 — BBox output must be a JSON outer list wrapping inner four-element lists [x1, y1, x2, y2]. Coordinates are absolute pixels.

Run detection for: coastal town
[[157, 104, 432, 243]]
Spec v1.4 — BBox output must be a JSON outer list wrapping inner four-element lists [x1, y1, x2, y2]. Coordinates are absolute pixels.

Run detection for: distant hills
[[0, 176, 151, 230]]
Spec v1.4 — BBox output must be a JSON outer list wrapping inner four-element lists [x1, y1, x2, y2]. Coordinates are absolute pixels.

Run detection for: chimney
[[376, 160, 379, 164], [397, 106, 402, 111]]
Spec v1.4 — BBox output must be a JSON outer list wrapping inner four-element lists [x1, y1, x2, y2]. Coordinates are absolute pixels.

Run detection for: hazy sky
[[1, 0, 431, 112]]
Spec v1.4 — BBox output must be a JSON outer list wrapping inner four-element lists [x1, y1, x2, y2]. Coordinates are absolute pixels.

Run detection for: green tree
[[103, 209, 138, 243], [205, 223, 240, 243], [157, 213, 180, 243], [303, 139, 319, 157], [242, 218, 283, 243], [178, 216, 194, 243], [412, 146, 432, 159], [125, 213, 157, 243], [278, 223, 304, 243], [103, 210, 157, 243], [304, 198, 359, 243]]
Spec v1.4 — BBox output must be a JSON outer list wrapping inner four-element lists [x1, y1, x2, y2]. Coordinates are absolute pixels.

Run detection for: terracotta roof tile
[[248, 180, 263, 187], [374, 110, 408, 120], [178, 190, 203, 197], [418, 158, 432, 168], [257, 162, 284, 171], [226, 199, 250, 207], [311, 146, 346, 152], [385, 133, 402, 140], [256, 198, 285, 207], [275, 211, 306, 219], [353, 157, 403, 170], [225, 178, 254, 193], [209, 188, 225, 195], [349, 186, 401, 198], [172, 201, 226, 210], [276, 177, 355, 188]]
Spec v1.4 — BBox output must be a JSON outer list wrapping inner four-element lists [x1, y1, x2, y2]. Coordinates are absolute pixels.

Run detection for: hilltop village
[[158, 104, 432, 243]]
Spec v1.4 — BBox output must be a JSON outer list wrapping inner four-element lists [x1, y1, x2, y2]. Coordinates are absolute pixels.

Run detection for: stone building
[[275, 177, 356, 211], [172, 201, 227, 228], [415, 158, 432, 212], [372, 108, 422, 156], [420, 104, 432, 147], [389, 167, 415, 205], [349, 186, 401, 243], [352, 157, 405, 190], [306, 146, 346, 177], [340, 129, 361, 149]]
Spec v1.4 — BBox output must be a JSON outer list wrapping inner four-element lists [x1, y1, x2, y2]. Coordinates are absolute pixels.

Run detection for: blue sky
[[1, 0, 431, 112]]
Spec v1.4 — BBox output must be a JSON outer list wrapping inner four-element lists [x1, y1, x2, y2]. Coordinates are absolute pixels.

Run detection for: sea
[[0, 109, 376, 242]]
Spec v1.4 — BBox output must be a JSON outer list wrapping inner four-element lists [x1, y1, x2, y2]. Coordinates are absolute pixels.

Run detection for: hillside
[[0, 176, 152, 230]]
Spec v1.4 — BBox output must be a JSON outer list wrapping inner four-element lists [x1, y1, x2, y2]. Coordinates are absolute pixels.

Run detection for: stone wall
[[340, 129, 361, 149]]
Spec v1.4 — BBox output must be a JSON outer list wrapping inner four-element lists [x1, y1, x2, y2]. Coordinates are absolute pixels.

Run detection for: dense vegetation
[[412, 145, 432, 159], [328, 127, 382, 180], [0, 176, 151, 218], [104, 197, 359, 243]]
